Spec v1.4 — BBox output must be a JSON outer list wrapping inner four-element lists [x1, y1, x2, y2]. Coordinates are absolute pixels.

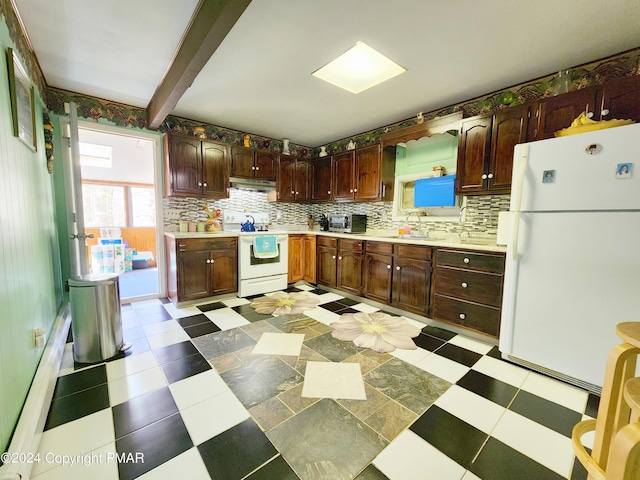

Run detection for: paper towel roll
[[497, 212, 511, 246]]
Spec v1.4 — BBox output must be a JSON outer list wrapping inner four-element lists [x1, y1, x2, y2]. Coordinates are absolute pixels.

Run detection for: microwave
[[328, 214, 367, 233]]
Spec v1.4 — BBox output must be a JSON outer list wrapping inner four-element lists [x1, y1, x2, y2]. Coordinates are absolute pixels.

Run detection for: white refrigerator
[[499, 122, 640, 393]]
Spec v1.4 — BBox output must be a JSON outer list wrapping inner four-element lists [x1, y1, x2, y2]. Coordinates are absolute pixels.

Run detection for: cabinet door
[[231, 146, 255, 178], [255, 150, 276, 180], [455, 116, 492, 195], [295, 159, 310, 202], [302, 235, 316, 283], [311, 157, 333, 202], [210, 248, 237, 295], [202, 141, 229, 198], [337, 248, 363, 295], [277, 155, 296, 201], [364, 252, 393, 304], [391, 257, 431, 315], [488, 104, 530, 194], [288, 235, 303, 283], [598, 76, 640, 123], [355, 145, 381, 201], [169, 135, 202, 196], [333, 151, 355, 201], [317, 246, 337, 287], [177, 250, 211, 301], [534, 87, 597, 140]]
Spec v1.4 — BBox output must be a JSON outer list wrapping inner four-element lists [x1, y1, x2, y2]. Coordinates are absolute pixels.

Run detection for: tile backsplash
[[163, 189, 509, 237]]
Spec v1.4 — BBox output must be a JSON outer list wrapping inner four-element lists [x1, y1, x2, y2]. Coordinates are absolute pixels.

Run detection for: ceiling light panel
[[312, 41, 406, 94]]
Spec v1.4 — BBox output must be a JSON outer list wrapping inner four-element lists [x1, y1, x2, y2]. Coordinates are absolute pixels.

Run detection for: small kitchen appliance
[[328, 214, 367, 233]]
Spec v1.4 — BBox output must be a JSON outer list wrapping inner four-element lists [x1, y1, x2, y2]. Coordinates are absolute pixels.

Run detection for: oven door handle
[[239, 235, 288, 244]]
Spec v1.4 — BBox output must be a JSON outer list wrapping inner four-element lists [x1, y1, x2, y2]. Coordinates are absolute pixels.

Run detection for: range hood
[[229, 177, 276, 191]]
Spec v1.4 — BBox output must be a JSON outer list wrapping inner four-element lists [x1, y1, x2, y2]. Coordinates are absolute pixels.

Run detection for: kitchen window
[[82, 181, 155, 228]]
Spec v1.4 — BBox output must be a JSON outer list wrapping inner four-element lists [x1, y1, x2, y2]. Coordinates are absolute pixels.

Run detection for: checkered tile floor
[[31, 284, 599, 480]]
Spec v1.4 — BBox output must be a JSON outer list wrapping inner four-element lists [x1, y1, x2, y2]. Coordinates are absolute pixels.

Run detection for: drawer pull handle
[[203, 182, 207, 187], [198, 182, 203, 186], [387, 265, 391, 270], [463, 257, 470, 264], [332, 255, 336, 259], [338, 256, 343, 260], [459, 313, 466, 320], [461, 282, 468, 288], [396, 266, 400, 271]]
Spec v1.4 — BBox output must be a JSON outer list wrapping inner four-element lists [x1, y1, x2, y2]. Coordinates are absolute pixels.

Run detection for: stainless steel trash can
[[69, 273, 124, 363]]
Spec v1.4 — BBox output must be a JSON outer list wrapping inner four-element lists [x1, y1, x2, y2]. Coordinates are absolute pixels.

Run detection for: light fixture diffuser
[[312, 41, 406, 94]]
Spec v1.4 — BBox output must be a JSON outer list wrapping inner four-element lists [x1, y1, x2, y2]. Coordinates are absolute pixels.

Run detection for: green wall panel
[[0, 18, 61, 453]]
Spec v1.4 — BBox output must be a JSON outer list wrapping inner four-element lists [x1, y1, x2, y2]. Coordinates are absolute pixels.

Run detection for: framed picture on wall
[[6, 48, 36, 151]]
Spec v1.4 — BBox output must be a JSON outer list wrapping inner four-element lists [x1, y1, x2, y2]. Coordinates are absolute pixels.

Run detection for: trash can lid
[[68, 273, 119, 287]]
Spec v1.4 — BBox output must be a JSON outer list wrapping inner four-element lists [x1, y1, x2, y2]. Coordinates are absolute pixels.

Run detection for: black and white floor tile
[[31, 284, 599, 480]]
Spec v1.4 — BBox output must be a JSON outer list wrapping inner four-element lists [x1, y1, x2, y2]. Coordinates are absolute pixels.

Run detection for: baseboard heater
[[0, 303, 71, 480]]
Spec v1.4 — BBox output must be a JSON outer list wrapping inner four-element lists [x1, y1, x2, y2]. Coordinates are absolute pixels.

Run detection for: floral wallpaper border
[[0, 0, 46, 98], [44, 48, 640, 157], [3, 0, 639, 156]]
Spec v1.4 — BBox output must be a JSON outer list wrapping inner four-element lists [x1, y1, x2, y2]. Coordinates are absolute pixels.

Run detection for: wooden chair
[[572, 322, 640, 479]]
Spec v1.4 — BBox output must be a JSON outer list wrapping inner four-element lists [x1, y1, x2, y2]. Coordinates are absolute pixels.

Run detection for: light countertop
[[165, 229, 506, 253]]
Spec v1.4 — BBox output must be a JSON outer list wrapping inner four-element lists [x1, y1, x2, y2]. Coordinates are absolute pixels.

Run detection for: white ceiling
[[13, 0, 640, 147]]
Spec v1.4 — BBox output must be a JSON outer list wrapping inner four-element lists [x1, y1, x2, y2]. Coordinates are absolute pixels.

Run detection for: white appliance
[[223, 211, 289, 297], [499, 123, 640, 393]]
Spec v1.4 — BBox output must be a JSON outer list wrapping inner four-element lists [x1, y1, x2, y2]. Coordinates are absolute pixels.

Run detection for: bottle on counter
[[308, 214, 314, 230]]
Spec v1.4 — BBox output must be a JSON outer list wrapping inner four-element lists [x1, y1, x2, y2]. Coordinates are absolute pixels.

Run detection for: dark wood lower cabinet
[[316, 236, 363, 295], [392, 256, 431, 315], [316, 239, 338, 287], [431, 248, 505, 338], [363, 242, 431, 316], [364, 251, 393, 304], [166, 236, 237, 304], [337, 244, 364, 295], [431, 295, 501, 337]]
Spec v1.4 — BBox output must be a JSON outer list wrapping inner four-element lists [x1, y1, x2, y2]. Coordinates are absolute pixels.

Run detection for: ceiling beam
[[146, 0, 252, 130]]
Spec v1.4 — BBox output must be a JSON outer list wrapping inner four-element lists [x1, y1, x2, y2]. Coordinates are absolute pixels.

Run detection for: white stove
[[223, 211, 288, 297]]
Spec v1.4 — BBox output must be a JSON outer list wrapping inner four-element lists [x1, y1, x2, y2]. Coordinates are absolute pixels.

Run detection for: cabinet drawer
[[366, 241, 393, 255], [433, 266, 503, 307], [317, 236, 338, 248], [396, 244, 431, 260], [432, 294, 501, 337], [436, 249, 504, 273], [339, 239, 363, 251], [178, 237, 237, 252]]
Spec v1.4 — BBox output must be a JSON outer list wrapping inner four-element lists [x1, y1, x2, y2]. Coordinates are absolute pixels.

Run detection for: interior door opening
[[69, 121, 165, 302]]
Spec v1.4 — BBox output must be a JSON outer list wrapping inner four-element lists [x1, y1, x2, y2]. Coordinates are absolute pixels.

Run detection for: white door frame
[[60, 114, 167, 299]]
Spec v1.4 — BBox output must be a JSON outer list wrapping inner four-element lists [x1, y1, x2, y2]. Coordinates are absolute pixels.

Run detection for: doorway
[[62, 117, 165, 302]]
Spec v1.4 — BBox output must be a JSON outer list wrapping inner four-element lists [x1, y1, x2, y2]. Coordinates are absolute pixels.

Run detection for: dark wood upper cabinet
[[165, 133, 229, 199], [277, 155, 308, 202], [488, 104, 531, 194], [231, 146, 276, 180], [333, 151, 355, 201], [254, 150, 276, 180], [597, 75, 640, 122], [355, 144, 382, 201], [202, 141, 230, 198], [532, 87, 597, 140], [277, 155, 295, 202], [330, 144, 394, 203], [456, 115, 492, 195], [311, 156, 333, 202]]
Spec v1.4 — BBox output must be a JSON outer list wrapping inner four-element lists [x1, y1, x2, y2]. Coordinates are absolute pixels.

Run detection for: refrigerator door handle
[[511, 145, 530, 261], [511, 212, 521, 261], [512, 144, 529, 213]]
